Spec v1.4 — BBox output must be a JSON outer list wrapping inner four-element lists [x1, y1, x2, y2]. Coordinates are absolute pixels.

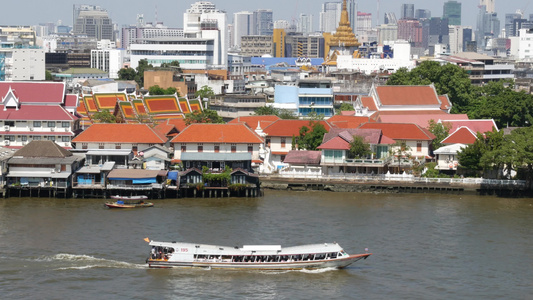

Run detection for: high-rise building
[[397, 19, 423, 47], [253, 9, 273, 36], [384, 12, 397, 25], [347, 0, 357, 33], [401, 4, 415, 20], [233, 11, 253, 48], [320, 2, 342, 33], [298, 14, 314, 33], [448, 25, 463, 54], [429, 17, 449, 47], [415, 9, 431, 20], [443, 1, 461, 26], [480, 0, 495, 14], [356, 12, 372, 37], [377, 23, 398, 44], [476, 5, 500, 49], [73, 5, 114, 41]]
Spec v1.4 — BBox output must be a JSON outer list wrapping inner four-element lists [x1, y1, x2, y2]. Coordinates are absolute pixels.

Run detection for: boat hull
[[105, 202, 154, 208], [147, 253, 370, 270]]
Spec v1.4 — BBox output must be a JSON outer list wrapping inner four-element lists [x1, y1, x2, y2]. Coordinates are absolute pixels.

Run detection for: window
[[48, 136, 55, 141], [61, 136, 69, 142], [214, 144, 220, 153], [417, 141, 422, 152], [198, 143, 203, 152], [47, 121, 56, 128], [82, 143, 88, 149], [5, 135, 15, 141], [115, 143, 121, 149], [181, 144, 186, 152], [248, 144, 253, 153], [132, 145, 138, 153], [281, 137, 286, 148], [231, 144, 236, 153], [33, 136, 41, 141], [62, 122, 70, 128], [21, 136, 28, 142], [99, 143, 104, 149], [33, 121, 41, 127], [266, 138, 271, 147]]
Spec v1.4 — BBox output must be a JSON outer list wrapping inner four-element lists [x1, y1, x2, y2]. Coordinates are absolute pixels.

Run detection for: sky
[[0, 0, 531, 29]]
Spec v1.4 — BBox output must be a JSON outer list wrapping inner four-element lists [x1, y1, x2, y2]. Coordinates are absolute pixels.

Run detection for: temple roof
[[328, 0, 360, 48]]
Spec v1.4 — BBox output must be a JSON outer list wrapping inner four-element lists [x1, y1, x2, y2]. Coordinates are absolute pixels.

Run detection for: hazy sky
[[1, 0, 531, 29]]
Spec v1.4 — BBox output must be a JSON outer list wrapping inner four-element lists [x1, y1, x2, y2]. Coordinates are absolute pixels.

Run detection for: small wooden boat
[[145, 240, 371, 269], [105, 200, 154, 209], [111, 195, 148, 201]]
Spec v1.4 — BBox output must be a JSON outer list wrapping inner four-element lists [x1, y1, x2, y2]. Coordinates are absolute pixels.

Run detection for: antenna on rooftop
[[155, 4, 158, 23]]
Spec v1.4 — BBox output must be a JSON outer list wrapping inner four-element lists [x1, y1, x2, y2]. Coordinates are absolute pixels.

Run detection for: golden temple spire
[[328, 0, 360, 48]]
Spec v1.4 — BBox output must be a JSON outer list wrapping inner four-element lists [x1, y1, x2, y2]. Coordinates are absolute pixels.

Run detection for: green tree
[[118, 67, 137, 81], [45, 70, 53, 81], [195, 85, 215, 100], [298, 121, 328, 150], [159, 60, 182, 73], [390, 140, 412, 173], [184, 109, 224, 125], [306, 109, 325, 120], [136, 59, 153, 88], [148, 85, 178, 95], [254, 106, 279, 116], [348, 135, 371, 159], [457, 132, 487, 176], [91, 109, 116, 123], [428, 119, 451, 151], [336, 102, 355, 115], [278, 109, 298, 120]]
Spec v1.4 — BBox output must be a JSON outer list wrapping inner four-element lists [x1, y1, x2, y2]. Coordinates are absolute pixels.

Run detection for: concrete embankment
[[260, 177, 528, 197]]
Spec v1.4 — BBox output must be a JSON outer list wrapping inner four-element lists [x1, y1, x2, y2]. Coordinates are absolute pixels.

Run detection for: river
[[0, 191, 532, 299]]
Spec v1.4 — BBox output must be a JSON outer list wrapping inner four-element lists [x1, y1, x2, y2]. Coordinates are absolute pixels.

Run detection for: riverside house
[[71, 123, 168, 153], [6, 141, 84, 197], [171, 123, 264, 172], [0, 82, 79, 149]]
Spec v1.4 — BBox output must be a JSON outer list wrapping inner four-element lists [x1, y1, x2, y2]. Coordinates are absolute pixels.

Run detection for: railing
[[269, 172, 527, 187]]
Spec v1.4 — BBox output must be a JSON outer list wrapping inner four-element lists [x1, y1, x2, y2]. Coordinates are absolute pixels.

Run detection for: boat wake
[[36, 254, 147, 270], [258, 267, 339, 275]]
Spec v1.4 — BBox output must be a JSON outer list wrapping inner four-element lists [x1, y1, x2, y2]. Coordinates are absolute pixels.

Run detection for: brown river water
[[0, 190, 532, 299]]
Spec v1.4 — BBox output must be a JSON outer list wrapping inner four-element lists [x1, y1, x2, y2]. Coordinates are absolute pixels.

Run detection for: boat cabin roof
[[149, 241, 344, 256]]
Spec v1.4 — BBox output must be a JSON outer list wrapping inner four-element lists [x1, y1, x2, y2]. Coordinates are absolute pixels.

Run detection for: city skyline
[[1, 0, 531, 30]]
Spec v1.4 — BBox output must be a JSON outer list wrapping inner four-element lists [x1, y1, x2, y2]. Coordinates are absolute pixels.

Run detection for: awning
[[7, 171, 70, 179], [168, 171, 179, 180]]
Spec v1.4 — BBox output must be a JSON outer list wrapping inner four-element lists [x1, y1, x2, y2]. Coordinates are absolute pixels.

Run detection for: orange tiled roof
[[438, 95, 451, 110], [441, 119, 498, 135], [376, 86, 440, 106], [179, 98, 191, 114], [171, 123, 264, 144], [72, 124, 167, 144], [360, 96, 378, 111], [165, 118, 189, 132], [376, 112, 469, 128], [133, 99, 147, 115], [144, 96, 181, 114], [94, 93, 127, 112], [442, 126, 478, 145], [83, 95, 98, 112], [263, 120, 332, 137], [359, 122, 435, 140], [228, 115, 280, 129], [327, 115, 372, 128]]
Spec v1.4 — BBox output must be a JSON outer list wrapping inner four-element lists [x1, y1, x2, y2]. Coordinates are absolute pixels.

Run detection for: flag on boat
[[144, 237, 150, 243]]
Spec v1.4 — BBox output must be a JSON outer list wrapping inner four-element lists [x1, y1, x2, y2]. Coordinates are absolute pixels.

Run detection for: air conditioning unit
[[64, 128, 69, 132], [4, 125, 10, 131], [22, 141, 27, 145], [29, 127, 34, 131], [4, 140, 10, 146], [51, 169, 55, 173], [50, 127, 55, 132], [64, 142, 69, 147]]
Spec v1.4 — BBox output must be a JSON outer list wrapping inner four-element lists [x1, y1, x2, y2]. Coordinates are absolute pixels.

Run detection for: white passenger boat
[[146, 240, 371, 270]]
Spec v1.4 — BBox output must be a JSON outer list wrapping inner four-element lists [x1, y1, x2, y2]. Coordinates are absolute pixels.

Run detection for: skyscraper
[[476, 5, 500, 49], [443, 1, 461, 26], [298, 14, 314, 33], [480, 0, 495, 14], [253, 9, 273, 36], [347, 0, 357, 34], [320, 2, 342, 33], [73, 5, 114, 41], [401, 4, 415, 20], [233, 11, 253, 47], [415, 9, 431, 20]]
